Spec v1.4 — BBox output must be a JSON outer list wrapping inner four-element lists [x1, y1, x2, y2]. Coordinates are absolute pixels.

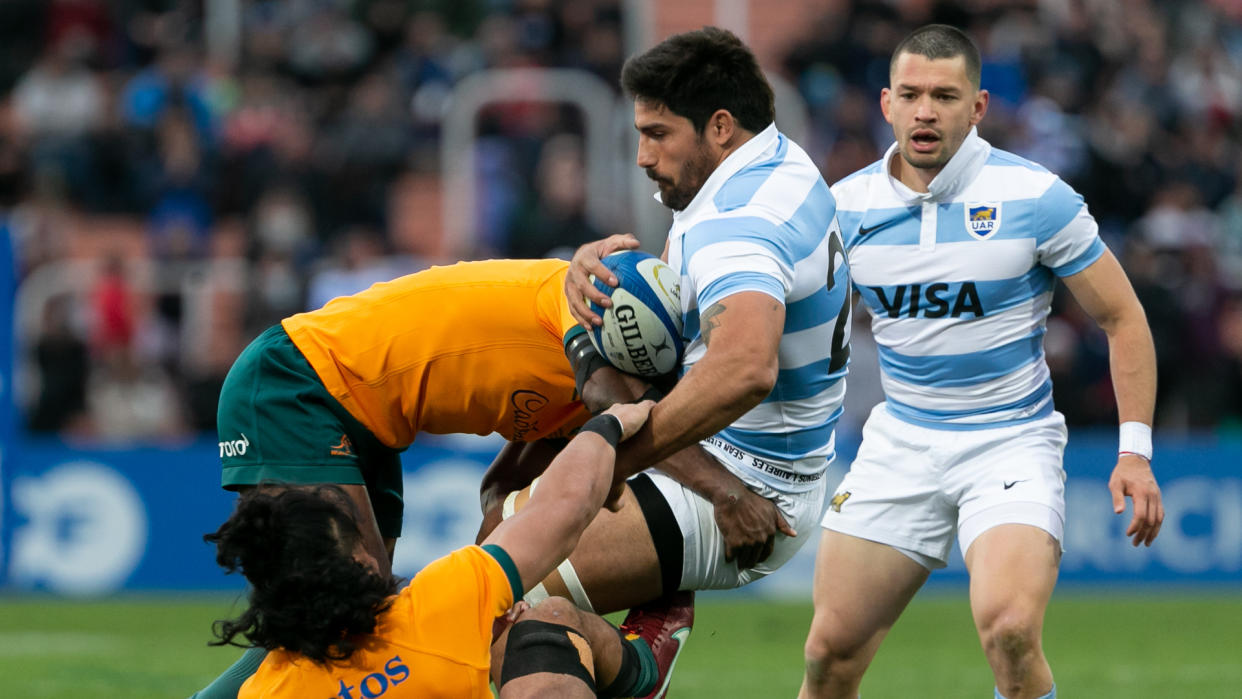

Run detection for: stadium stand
[[1, 0, 1240, 443]]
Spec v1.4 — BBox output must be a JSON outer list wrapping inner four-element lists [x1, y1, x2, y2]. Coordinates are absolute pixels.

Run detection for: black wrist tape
[[565, 331, 612, 398], [579, 413, 623, 447]]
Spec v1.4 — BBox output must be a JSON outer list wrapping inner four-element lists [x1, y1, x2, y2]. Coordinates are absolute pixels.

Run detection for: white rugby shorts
[[645, 441, 828, 590], [822, 403, 1068, 569]]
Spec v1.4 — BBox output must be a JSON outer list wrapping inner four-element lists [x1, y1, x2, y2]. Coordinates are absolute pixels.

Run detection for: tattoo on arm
[[701, 303, 725, 344]]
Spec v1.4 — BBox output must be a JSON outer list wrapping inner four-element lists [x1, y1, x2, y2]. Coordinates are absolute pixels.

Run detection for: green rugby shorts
[[216, 324, 405, 538]]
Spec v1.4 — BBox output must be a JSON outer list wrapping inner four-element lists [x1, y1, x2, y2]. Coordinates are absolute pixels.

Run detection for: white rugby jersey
[[663, 124, 850, 489], [831, 127, 1105, 430]]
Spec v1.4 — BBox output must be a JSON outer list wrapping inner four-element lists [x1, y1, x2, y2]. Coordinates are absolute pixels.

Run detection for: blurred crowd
[[1, 0, 1240, 443], [1, 0, 622, 441]]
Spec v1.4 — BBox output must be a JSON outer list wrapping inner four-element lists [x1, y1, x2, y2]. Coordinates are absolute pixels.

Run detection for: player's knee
[[803, 637, 860, 676], [802, 643, 833, 686], [806, 609, 871, 661], [498, 614, 595, 695], [803, 616, 869, 679], [520, 596, 587, 630], [803, 627, 833, 665], [979, 611, 1041, 666]]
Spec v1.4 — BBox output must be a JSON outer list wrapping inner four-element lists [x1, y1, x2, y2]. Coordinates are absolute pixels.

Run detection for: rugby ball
[[587, 251, 683, 377]]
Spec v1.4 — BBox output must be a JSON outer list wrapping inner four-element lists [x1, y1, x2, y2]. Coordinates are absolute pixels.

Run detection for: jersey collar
[[660, 122, 780, 221], [882, 126, 991, 204]]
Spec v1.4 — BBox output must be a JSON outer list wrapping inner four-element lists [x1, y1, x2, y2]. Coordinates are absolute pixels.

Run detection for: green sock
[[187, 647, 267, 699], [597, 632, 657, 698]]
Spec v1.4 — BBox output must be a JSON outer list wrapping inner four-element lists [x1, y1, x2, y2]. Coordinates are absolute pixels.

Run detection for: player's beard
[[650, 140, 716, 212]]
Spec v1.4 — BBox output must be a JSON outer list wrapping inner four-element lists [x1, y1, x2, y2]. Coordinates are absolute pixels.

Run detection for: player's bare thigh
[[502, 482, 663, 613], [808, 530, 928, 645], [964, 523, 1060, 625]]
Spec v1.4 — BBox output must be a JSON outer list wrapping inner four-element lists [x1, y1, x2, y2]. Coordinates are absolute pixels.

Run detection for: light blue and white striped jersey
[[832, 128, 1106, 430], [663, 124, 850, 490]]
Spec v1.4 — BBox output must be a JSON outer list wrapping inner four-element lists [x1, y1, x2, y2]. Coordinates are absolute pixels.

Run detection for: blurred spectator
[[1130, 183, 1231, 428], [395, 12, 456, 101], [1008, 81, 1087, 182], [71, 253, 188, 441], [27, 295, 89, 433], [314, 70, 412, 233], [44, 0, 112, 66], [85, 347, 186, 442], [243, 186, 315, 337], [0, 100, 29, 209], [819, 130, 881, 191], [1078, 93, 1162, 230], [396, 11, 458, 167], [1215, 163, 1242, 288], [971, 8, 1029, 110], [119, 1, 200, 68], [0, 1, 49, 93], [119, 46, 220, 141], [89, 255, 136, 359], [1166, 123, 1236, 211], [306, 225, 414, 310], [1169, 38, 1242, 127], [5, 169, 72, 277], [216, 69, 315, 215], [180, 216, 249, 432], [1045, 287, 1117, 427], [251, 184, 315, 262], [11, 38, 103, 137], [1217, 293, 1242, 430], [355, 0, 415, 52], [504, 133, 601, 259], [141, 107, 214, 257], [287, 5, 374, 82], [135, 105, 217, 371], [1119, 239, 1187, 428], [80, 72, 142, 213], [11, 37, 104, 201], [1136, 182, 1220, 252], [246, 249, 304, 340]]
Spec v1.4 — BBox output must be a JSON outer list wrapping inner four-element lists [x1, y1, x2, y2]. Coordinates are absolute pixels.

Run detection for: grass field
[[2, 591, 1240, 697]]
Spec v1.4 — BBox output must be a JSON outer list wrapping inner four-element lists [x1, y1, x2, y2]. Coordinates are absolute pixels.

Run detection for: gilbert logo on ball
[[588, 251, 683, 377]]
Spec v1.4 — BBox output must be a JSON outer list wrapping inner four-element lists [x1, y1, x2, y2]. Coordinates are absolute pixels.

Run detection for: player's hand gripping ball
[[587, 251, 684, 377]]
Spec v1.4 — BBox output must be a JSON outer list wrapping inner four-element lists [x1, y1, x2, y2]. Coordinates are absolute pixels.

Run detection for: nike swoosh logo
[[652, 628, 692, 699], [858, 222, 885, 236], [1003, 479, 1028, 489]]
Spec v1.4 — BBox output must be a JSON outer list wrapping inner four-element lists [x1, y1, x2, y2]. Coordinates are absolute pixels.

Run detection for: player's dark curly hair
[[205, 484, 401, 663], [621, 26, 774, 135]]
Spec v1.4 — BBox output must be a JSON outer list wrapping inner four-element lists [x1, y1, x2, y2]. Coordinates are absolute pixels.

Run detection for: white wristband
[[1118, 421, 1153, 461]]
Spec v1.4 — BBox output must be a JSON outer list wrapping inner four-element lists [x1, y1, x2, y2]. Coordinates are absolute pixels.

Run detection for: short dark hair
[[621, 26, 774, 134], [890, 24, 982, 88], [205, 484, 400, 663]]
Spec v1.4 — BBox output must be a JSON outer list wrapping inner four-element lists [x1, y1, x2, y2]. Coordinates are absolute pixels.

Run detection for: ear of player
[[587, 251, 684, 378]]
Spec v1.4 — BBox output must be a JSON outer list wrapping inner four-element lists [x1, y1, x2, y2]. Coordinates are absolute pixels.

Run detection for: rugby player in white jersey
[[798, 25, 1163, 699], [499, 26, 850, 699]]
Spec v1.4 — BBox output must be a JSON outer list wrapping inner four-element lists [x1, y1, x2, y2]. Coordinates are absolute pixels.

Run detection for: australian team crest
[[965, 202, 1002, 239]]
